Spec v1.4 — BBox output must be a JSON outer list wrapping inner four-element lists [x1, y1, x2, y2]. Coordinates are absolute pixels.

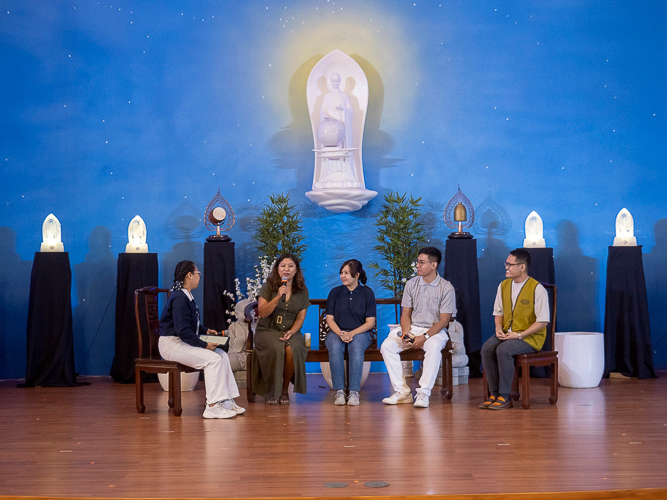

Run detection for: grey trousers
[[481, 336, 536, 398]]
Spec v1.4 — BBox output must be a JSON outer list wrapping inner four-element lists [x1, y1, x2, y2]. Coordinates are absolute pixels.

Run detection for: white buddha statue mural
[[305, 50, 377, 213]]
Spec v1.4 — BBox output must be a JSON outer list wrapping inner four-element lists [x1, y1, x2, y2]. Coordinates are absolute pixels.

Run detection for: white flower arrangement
[[223, 256, 275, 324]]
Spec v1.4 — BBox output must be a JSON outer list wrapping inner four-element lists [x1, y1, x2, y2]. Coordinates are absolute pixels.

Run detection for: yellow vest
[[501, 277, 546, 351]]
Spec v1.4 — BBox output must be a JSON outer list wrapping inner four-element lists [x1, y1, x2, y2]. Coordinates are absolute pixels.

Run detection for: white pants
[[159, 336, 239, 405], [380, 325, 449, 396]]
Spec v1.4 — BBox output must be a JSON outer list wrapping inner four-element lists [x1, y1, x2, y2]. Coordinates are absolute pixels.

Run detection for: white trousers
[[380, 325, 449, 396], [159, 336, 240, 405]]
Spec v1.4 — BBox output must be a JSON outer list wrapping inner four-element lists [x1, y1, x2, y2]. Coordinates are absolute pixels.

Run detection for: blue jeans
[[325, 331, 372, 392]]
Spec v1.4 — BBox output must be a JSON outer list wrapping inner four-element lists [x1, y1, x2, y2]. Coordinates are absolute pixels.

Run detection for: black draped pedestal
[[604, 246, 656, 379], [522, 247, 556, 377], [24, 252, 77, 387], [203, 241, 236, 330], [444, 238, 482, 377], [110, 253, 159, 383]]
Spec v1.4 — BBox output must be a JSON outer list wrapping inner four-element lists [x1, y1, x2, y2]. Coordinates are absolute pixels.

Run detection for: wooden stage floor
[[1, 372, 666, 500]]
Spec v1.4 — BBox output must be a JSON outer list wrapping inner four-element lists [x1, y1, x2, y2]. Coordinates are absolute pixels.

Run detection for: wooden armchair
[[244, 298, 454, 402], [134, 286, 200, 416], [483, 283, 558, 409]]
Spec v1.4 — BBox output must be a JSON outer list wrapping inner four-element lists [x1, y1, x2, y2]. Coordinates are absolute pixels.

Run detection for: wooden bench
[[245, 298, 454, 402]]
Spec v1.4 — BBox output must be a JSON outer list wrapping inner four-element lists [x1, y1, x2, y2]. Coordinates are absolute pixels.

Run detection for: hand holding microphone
[[280, 278, 288, 302]]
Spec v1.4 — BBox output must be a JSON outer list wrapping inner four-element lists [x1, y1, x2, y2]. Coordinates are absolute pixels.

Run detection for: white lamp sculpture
[[126, 215, 149, 253], [40, 213, 64, 252], [613, 208, 637, 246], [523, 211, 546, 248]]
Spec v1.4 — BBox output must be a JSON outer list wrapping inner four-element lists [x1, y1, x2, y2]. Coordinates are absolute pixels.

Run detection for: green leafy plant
[[369, 192, 427, 298], [255, 193, 307, 261]]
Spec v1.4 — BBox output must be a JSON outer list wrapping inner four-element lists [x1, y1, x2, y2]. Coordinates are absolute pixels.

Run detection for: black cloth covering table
[[523, 247, 556, 377], [444, 238, 482, 377], [203, 241, 236, 331], [110, 252, 159, 383], [603, 246, 656, 379], [24, 252, 77, 387]]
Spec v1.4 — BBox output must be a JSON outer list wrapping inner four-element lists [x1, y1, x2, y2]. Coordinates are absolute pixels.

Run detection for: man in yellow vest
[[480, 249, 549, 410]]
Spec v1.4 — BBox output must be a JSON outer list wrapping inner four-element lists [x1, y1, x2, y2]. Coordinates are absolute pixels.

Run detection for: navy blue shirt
[[325, 284, 377, 331], [159, 290, 208, 348]]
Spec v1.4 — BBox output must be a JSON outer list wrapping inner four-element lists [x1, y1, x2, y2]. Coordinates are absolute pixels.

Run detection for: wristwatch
[[424, 333, 430, 340]]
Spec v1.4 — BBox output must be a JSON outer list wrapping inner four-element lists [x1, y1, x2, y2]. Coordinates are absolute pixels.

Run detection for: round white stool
[[157, 371, 200, 392], [555, 332, 604, 388]]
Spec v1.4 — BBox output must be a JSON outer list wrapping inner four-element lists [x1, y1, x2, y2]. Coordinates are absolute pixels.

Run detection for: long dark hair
[[340, 259, 367, 285], [172, 260, 196, 291], [267, 254, 306, 293]]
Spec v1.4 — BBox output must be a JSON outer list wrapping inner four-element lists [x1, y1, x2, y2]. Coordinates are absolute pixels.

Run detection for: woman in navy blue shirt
[[159, 260, 244, 419], [325, 259, 376, 406]]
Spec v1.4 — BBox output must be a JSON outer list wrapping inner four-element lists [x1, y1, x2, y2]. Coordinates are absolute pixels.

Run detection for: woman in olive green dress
[[252, 254, 310, 404]]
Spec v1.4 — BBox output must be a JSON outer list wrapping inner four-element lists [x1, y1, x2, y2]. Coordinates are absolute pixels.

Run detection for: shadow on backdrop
[[267, 54, 402, 217], [477, 232, 510, 342], [644, 218, 667, 369], [554, 220, 599, 333], [162, 201, 205, 306], [0, 227, 32, 379], [73, 226, 117, 376]]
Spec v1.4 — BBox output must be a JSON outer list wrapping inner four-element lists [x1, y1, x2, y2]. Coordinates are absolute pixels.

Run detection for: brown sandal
[[279, 394, 290, 405]]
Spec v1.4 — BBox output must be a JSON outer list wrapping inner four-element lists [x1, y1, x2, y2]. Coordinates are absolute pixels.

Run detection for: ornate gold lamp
[[205, 188, 235, 242], [444, 186, 474, 239]]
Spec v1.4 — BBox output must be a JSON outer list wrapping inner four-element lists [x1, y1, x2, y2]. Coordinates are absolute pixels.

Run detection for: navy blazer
[[159, 290, 208, 348]]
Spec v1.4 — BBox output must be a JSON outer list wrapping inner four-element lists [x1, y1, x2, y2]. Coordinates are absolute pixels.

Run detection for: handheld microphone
[[280, 279, 288, 302]]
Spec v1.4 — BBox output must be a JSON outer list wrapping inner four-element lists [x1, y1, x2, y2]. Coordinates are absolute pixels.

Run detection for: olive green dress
[[251, 282, 310, 399]]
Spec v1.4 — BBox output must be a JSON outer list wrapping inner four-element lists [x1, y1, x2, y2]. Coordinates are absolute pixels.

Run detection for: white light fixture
[[126, 215, 148, 253], [523, 211, 546, 248], [613, 208, 637, 246], [40, 213, 64, 252]]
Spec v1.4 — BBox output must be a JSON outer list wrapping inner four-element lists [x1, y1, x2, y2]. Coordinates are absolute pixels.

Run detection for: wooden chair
[[134, 286, 200, 416], [245, 298, 454, 402], [482, 283, 558, 409]]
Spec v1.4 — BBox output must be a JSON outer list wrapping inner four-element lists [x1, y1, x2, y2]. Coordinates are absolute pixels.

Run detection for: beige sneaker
[[382, 392, 413, 405], [333, 390, 346, 406]]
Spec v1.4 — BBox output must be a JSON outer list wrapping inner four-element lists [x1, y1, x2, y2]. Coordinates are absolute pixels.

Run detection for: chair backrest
[[539, 283, 558, 351], [243, 297, 401, 350], [135, 286, 171, 360]]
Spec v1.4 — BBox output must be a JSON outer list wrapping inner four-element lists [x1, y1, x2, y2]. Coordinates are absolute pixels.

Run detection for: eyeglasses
[[192, 271, 201, 275], [416, 260, 433, 266], [504, 262, 522, 268]]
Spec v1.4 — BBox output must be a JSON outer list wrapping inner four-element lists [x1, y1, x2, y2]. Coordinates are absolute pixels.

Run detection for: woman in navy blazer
[[159, 260, 244, 419]]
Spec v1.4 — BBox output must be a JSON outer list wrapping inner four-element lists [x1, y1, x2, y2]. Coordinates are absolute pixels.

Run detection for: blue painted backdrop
[[1, 1, 665, 378]]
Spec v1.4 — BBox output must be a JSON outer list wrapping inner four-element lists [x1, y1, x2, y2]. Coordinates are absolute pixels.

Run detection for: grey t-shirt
[[401, 274, 457, 328]]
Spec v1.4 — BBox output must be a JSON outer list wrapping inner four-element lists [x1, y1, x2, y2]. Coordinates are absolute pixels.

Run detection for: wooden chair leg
[[482, 370, 490, 400], [246, 352, 255, 403], [135, 367, 146, 413], [520, 361, 530, 409], [511, 366, 521, 403], [549, 361, 559, 405], [441, 350, 453, 400], [172, 371, 183, 417], [168, 372, 175, 408]]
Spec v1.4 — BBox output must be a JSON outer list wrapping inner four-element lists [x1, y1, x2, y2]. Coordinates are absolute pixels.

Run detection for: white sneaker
[[334, 390, 346, 406], [203, 402, 236, 419], [222, 399, 246, 415], [382, 392, 413, 405], [347, 391, 360, 406], [414, 393, 430, 408]]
